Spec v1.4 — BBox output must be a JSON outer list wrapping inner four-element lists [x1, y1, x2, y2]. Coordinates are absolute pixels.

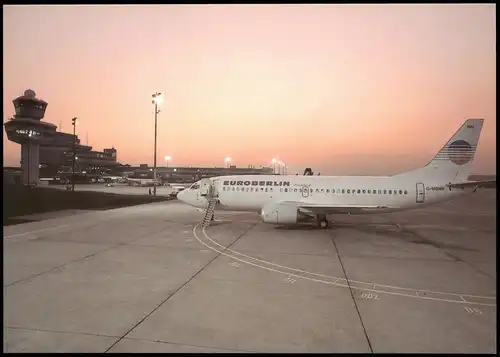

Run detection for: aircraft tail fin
[[425, 118, 484, 182], [396, 119, 484, 182]]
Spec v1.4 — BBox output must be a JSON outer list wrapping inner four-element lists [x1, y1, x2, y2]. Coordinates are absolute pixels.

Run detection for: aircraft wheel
[[317, 214, 328, 229]]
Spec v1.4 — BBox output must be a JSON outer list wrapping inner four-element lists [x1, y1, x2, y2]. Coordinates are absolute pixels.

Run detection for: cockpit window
[[190, 183, 200, 190]]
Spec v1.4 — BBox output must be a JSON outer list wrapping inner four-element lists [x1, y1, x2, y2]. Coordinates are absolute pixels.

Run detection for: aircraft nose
[[177, 189, 187, 203]]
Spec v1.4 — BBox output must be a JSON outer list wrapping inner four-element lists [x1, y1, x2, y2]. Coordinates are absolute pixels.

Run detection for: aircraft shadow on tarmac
[[274, 224, 323, 231], [206, 213, 479, 253], [274, 221, 405, 235], [206, 220, 239, 227], [274, 221, 477, 252]]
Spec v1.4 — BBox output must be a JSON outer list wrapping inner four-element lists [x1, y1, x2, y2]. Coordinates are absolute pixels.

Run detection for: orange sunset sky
[[3, 4, 496, 175]]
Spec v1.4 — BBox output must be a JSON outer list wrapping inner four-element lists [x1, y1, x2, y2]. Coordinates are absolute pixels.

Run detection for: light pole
[[225, 156, 232, 168], [272, 158, 277, 174], [27, 141, 31, 186], [164, 155, 171, 168], [71, 117, 77, 192], [152, 92, 162, 196]]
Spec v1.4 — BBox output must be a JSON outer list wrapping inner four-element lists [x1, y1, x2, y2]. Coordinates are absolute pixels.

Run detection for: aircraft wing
[[446, 180, 496, 190], [280, 201, 390, 215]]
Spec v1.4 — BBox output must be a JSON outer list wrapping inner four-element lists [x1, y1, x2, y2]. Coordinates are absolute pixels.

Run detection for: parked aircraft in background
[[101, 175, 123, 183], [125, 177, 162, 187]]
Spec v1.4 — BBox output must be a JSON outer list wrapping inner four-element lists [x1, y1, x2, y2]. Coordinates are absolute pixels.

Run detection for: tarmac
[[3, 189, 496, 353]]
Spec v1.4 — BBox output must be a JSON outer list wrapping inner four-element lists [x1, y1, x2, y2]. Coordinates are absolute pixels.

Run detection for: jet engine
[[260, 202, 299, 225]]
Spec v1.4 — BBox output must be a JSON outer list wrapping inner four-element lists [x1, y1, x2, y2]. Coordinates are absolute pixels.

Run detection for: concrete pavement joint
[[398, 225, 496, 281], [103, 223, 257, 353], [328, 231, 373, 353], [194, 224, 495, 307], [199, 225, 495, 301], [4, 247, 120, 288], [3, 326, 257, 353], [4, 325, 119, 339], [4, 225, 171, 288], [121, 336, 261, 353]]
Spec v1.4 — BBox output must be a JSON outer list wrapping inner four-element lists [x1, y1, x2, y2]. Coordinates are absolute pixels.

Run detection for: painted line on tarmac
[[192, 224, 495, 307], [200, 224, 494, 300], [4, 204, 160, 239], [4, 225, 71, 238]]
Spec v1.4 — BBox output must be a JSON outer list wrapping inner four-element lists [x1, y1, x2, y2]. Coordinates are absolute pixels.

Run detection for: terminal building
[[39, 131, 119, 178]]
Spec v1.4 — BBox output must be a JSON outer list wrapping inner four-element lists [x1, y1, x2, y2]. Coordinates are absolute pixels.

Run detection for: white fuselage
[[178, 174, 468, 214], [176, 118, 487, 223]]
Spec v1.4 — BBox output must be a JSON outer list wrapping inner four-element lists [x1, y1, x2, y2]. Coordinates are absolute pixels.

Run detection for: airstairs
[[199, 178, 218, 228], [201, 198, 217, 227]]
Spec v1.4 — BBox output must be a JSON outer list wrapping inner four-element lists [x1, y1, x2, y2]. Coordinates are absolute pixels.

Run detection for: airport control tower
[[4, 89, 57, 186]]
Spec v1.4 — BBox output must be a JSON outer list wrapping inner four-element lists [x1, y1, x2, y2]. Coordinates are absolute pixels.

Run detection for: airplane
[[101, 175, 123, 183], [125, 177, 162, 187], [177, 119, 495, 228], [165, 183, 190, 197]]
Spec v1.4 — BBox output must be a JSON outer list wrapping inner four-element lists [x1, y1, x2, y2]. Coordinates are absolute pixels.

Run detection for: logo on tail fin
[[445, 140, 474, 165]]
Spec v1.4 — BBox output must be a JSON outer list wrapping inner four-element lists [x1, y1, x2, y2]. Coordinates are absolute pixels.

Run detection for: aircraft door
[[416, 182, 425, 203], [301, 185, 310, 198], [211, 179, 220, 198], [199, 178, 213, 197]]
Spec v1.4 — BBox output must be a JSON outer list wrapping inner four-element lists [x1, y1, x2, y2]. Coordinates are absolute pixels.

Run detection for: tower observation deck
[[4, 89, 57, 186]]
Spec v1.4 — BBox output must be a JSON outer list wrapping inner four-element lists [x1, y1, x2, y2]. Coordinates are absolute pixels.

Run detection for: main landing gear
[[317, 214, 329, 229]]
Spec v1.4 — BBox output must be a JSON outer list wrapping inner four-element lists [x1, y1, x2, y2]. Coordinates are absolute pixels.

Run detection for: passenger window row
[[294, 188, 409, 195], [222, 186, 409, 195], [223, 187, 274, 192]]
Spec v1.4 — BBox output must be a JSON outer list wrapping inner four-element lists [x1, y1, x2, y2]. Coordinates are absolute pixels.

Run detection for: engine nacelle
[[260, 202, 299, 225]]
